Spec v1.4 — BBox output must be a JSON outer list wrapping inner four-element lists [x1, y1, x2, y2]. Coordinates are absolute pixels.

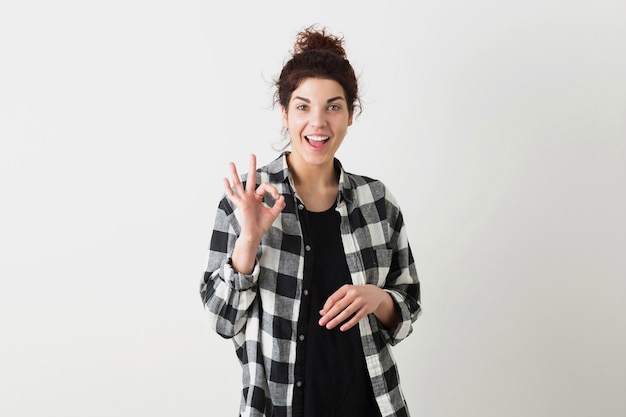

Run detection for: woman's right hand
[[223, 154, 286, 273]]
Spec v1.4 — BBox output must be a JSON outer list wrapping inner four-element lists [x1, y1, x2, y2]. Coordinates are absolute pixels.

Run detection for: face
[[282, 78, 353, 171]]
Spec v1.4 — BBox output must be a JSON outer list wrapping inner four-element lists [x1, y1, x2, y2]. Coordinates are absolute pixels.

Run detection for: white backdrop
[[1, 1, 625, 416]]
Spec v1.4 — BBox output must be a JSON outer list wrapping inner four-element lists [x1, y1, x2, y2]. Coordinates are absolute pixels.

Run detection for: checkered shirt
[[200, 152, 421, 417]]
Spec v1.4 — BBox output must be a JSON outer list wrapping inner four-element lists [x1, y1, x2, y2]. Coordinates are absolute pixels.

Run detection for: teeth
[[306, 135, 329, 142]]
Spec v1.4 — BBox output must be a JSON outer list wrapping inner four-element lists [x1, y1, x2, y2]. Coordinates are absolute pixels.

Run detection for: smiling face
[[282, 77, 353, 175]]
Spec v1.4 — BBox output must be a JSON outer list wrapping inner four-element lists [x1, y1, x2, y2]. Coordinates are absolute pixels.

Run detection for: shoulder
[[343, 171, 390, 202], [342, 170, 405, 225]]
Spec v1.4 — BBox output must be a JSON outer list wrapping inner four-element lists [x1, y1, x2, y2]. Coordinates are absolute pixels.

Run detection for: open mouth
[[305, 135, 329, 147]]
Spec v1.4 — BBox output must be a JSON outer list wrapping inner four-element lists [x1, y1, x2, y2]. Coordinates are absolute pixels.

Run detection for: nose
[[309, 108, 327, 128]]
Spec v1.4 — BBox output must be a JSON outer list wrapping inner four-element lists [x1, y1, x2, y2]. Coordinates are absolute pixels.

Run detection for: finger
[[254, 182, 280, 197], [318, 287, 350, 326], [323, 309, 348, 329], [319, 298, 353, 327], [324, 303, 360, 329], [229, 162, 245, 195], [318, 302, 340, 326], [268, 195, 286, 217], [339, 307, 368, 332], [223, 177, 242, 203], [255, 183, 286, 208], [245, 154, 257, 192], [321, 285, 348, 313], [223, 177, 234, 197]]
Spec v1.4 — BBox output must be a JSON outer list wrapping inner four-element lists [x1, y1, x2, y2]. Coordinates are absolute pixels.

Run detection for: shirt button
[[305, 245, 311, 251], [296, 381, 303, 388], [298, 334, 305, 341], [303, 289, 309, 296], [298, 204, 304, 210]]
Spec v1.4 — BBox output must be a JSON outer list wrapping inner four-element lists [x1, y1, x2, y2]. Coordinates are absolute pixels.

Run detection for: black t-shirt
[[296, 203, 381, 417]]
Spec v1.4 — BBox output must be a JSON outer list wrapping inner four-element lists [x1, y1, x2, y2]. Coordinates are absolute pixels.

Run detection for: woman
[[200, 25, 421, 417]]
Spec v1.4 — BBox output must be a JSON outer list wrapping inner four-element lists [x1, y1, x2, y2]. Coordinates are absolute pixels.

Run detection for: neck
[[286, 153, 338, 189], [286, 153, 339, 212]]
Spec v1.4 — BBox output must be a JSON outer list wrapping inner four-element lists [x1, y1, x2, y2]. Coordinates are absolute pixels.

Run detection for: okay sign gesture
[[223, 154, 286, 273]]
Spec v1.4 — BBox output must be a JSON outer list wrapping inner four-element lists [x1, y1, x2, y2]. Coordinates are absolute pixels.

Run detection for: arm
[[318, 187, 420, 343], [377, 192, 421, 344], [200, 154, 286, 338], [200, 200, 260, 339]]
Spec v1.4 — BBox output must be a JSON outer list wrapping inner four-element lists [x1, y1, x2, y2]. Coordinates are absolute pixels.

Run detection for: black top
[[295, 202, 381, 417]]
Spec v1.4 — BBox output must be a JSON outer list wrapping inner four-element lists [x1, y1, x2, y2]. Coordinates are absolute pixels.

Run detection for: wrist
[[374, 289, 400, 331], [231, 235, 261, 275], [238, 232, 262, 247]]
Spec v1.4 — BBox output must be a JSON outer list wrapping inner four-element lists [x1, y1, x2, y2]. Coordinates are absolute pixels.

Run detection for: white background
[[1, 1, 625, 416]]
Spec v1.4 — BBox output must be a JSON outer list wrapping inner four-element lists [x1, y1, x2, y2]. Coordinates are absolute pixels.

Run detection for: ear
[[348, 114, 353, 127], [281, 106, 288, 128]]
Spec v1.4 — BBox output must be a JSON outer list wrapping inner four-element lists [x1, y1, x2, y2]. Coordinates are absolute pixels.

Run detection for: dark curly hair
[[274, 25, 361, 117]]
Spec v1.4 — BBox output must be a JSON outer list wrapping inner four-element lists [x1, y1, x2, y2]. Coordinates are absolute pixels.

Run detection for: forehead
[[290, 78, 346, 101]]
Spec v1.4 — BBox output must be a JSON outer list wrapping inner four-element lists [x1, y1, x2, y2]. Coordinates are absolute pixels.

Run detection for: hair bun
[[293, 25, 347, 58]]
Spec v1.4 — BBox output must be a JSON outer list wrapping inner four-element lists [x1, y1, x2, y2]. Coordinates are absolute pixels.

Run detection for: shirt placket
[[291, 197, 313, 417]]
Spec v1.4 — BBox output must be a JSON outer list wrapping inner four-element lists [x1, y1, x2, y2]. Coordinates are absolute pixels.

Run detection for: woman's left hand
[[318, 284, 399, 332]]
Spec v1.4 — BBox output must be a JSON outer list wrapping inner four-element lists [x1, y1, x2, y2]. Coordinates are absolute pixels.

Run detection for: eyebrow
[[293, 96, 346, 103]]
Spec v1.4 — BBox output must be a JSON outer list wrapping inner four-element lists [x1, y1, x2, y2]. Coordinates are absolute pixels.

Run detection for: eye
[[328, 104, 341, 111], [295, 104, 308, 111]]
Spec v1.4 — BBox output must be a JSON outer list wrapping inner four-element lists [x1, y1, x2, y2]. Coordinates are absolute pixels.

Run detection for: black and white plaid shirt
[[200, 153, 421, 417]]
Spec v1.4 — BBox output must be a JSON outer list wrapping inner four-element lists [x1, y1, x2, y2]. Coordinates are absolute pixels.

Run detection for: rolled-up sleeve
[[200, 196, 261, 339], [379, 191, 421, 345]]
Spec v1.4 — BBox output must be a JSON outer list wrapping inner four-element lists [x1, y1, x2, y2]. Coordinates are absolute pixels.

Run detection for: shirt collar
[[268, 152, 355, 204], [335, 157, 354, 204]]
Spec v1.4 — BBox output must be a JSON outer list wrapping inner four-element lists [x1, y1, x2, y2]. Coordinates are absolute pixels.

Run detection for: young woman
[[200, 25, 421, 417]]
